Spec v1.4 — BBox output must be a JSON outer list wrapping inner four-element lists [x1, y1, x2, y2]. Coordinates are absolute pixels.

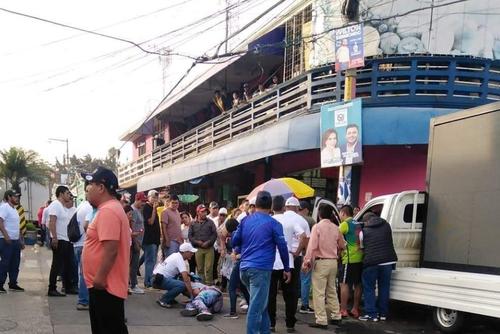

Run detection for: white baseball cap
[[219, 207, 228, 215], [179, 242, 198, 253], [285, 197, 300, 207], [147, 189, 158, 197]]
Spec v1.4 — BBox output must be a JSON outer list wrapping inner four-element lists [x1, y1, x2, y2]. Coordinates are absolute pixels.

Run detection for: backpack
[[67, 212, 82, 243]]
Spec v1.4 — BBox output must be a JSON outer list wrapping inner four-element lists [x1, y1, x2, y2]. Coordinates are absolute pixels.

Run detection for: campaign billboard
[[320, 99, 363, 168], [334, 23, 364, 72], [310, 0, 500, 68]]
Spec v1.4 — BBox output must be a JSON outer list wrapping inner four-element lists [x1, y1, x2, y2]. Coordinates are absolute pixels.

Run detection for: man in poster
[[341, 124, 362, 165]]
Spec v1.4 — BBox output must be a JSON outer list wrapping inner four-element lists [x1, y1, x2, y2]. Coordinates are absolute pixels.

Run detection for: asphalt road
[[1, 246, 498, 334]]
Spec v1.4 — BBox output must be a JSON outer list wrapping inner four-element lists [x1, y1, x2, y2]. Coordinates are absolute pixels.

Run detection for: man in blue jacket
[[232, 191, 291, 334]]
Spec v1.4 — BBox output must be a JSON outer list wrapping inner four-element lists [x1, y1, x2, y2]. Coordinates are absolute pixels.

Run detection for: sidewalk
[[1, 245, 331, 334]]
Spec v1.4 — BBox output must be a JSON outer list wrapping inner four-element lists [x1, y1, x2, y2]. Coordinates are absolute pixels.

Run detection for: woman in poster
[[321, 128, 342, 167]]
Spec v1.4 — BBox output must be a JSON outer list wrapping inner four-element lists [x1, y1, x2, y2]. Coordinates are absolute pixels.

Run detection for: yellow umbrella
[[247, 177, 315, 200], [278, 177, 315, 198]]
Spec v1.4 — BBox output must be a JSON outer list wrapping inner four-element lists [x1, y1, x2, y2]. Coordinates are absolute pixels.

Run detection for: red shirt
[[82, 199, 131, 299]]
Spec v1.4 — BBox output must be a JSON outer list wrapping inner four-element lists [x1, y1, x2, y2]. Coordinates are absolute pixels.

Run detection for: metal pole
[[337, 68, 357, 206]]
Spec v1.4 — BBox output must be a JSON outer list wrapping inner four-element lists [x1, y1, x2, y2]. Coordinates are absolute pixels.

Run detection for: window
[[137, 140, 146, 156], [283, 4, 312, 81], [360, 204, 383, 222], [403, 203, 426, 224]]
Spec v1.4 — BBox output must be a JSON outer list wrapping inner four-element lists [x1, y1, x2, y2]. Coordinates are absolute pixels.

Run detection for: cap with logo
[[285, 197, 300, 207], [196, 204, 208, 214], [135, 192, 147, 202], [179, 242, 198, 253], [80, 166, 119, 194], [209, 201, 219, 209], [3, 189, 21, 199]]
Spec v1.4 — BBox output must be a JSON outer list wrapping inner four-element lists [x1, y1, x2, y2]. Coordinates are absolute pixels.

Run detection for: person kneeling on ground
[[180, 282, 223, 321], [153, 242, 196, 308]]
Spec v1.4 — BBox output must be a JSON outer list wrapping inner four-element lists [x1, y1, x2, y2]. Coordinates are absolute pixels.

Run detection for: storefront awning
[[137, 113, 320, 191]]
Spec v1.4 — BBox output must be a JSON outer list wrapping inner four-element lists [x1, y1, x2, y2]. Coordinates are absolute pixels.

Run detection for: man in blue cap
[[232, 191, 291, 334]]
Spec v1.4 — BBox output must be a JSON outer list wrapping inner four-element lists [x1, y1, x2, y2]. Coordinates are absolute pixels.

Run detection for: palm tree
[[0, 147, 51, 194]]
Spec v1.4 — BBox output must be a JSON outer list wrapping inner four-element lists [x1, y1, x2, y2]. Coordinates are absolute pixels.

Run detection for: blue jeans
[[74, 246, 89, 305], [362, 264, 393, 318], [301, 265, 312, 307], [143, 244, 158, 287], [0, 239, 21, 287], [158, 276, 186, 304], [228, 260, 249, 313], [164, 240, 180, 258], [240, 268, 272, 334]]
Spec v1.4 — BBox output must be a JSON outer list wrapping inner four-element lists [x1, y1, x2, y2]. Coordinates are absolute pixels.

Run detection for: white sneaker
[[239, 300, 247, 307], [130, 286, 145, 294]]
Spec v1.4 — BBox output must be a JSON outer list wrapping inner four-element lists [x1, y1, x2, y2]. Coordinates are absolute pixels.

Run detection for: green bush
[[26, 222, 37, 231]]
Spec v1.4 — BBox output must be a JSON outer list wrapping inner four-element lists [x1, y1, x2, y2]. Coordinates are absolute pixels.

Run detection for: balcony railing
[[118, 55, 500, 186], [118, 154, 152, 188]]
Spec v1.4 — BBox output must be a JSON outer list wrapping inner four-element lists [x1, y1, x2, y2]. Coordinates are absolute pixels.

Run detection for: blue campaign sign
[[334, 23, 364, 72], [320, 99, 363, 168]]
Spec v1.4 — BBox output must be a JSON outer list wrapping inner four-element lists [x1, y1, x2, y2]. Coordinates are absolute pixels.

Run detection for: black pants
[[89, 288, 128, 334], [48, 240, 74, 291], [268, 268, 299, 328]]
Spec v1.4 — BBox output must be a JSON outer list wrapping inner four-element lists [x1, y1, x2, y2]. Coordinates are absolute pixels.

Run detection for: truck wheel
[[432, 307, 464, 333]]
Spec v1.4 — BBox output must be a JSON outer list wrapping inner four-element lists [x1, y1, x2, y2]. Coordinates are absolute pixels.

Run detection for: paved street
[[1, 246, 499, 334]]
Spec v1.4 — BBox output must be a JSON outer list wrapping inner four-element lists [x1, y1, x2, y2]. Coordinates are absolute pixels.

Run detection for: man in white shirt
[[74, 199, 93, 310], [47, 185, 76, 297], [268, 196, 305, 332], [0, 189, 25, 293], [153, 242, 197, 308]]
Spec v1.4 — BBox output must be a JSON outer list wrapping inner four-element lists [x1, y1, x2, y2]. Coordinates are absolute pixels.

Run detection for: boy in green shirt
[[339, 205, 363, 318]]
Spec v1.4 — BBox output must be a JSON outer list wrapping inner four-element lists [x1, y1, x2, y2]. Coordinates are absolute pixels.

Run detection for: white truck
[[312, 102, 500, 332]]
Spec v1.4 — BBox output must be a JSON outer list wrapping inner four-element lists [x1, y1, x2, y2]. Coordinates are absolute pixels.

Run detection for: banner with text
[[320, 99, 363, 168]]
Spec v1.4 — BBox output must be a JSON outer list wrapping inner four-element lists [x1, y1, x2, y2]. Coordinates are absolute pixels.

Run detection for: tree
[[53, 147, 120, 184], [0, 147, 52, 194]]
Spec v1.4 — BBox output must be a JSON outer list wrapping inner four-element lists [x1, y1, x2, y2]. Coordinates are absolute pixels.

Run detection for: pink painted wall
[[358, 145, 428, 207], [132, 135, 154, 160]]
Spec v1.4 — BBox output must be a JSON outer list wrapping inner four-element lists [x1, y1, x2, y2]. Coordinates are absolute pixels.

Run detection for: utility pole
[[48, 138, 69, 167], [337, 68, 359, 207]]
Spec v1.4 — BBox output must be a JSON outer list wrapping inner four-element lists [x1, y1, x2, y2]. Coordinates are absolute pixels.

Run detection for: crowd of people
[[0, 165, 398, 334], [185, 74, 281, 130]]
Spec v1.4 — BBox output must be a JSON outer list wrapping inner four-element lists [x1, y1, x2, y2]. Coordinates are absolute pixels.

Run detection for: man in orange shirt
[[81, 167, 131, 334]]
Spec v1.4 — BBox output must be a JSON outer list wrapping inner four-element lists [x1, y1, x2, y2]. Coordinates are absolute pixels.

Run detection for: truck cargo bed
[[391, 267, 500, 318]]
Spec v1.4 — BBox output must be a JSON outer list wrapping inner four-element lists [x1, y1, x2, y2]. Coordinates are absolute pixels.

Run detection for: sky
[[0, 0, 293, 166]]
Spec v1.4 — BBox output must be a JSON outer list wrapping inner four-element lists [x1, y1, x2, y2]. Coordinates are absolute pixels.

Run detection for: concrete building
[[118, 0, 500, 209]]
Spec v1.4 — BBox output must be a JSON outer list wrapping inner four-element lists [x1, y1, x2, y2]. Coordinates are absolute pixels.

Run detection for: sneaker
[[340, 309, 349, 318], [9, 284, 25, 292], [223, 312, 239, 319], [299, 305, 315, 314], [239, 300, 247, 307], [379, 315, 387, 321], [359, 315, 379, 322], [48, 290, 66, 297], [156, 300, 172, 308], [240, 304, 248, 312], [308, 323, 328, 330], [0, 286, 6, 294], [76, 304, 89, 311], [65, 288, 78, 295], [196, 311, 213, 321], [130, 286, 145, 294], [329, 319, 342, 326], [180, 308, 198, 317]]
